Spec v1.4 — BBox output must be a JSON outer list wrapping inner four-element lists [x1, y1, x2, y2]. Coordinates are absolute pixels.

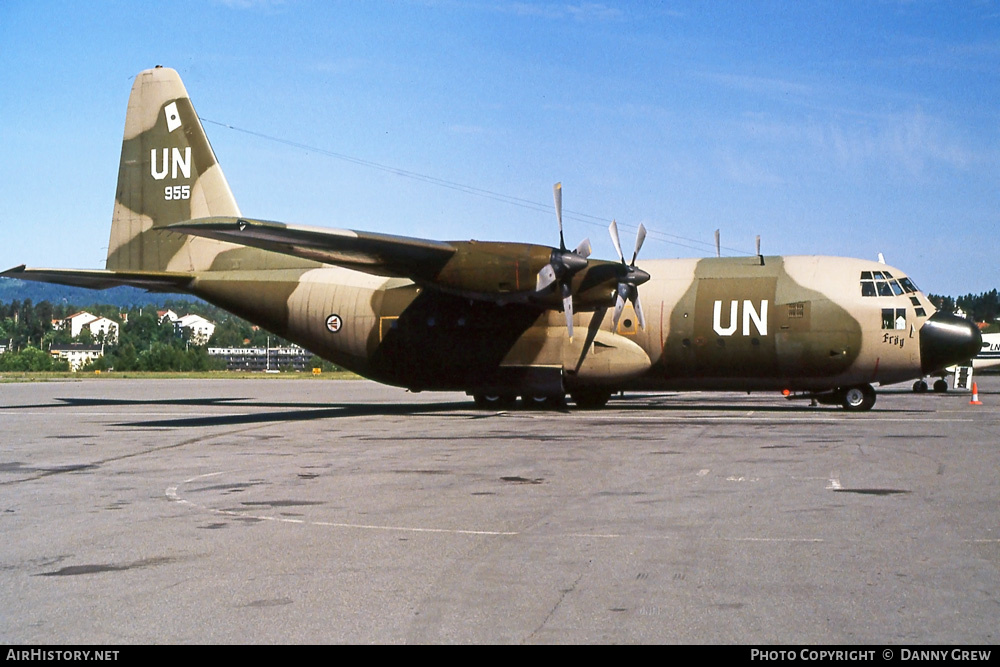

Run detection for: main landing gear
[[472, 393, 563, 410], [804, 383, 877, 411], [568, 389, 612, 410], [472, 393, 517, 410], [912, 378, 949, 393], [838, 384, 877, 411], [471, 390, 613, 411]]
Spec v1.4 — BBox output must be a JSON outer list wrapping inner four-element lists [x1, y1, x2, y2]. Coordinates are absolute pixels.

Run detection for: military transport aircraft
[[3, 67, 982, 411], [915, 332, 1000, 393], [976, 333, 1000, 370]]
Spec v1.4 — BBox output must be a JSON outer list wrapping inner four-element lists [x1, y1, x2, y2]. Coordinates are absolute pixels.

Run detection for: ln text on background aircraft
[[3, 67, 982, 411]]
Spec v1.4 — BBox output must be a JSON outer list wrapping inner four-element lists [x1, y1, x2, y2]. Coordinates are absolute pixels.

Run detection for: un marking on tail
[[151, 147, 191, 181]]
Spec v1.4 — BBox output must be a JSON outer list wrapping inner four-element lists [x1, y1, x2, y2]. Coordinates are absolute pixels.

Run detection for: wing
[[1, 265, 194, 292], [168, 217, 456, 281], [168, 216, 621, 314]]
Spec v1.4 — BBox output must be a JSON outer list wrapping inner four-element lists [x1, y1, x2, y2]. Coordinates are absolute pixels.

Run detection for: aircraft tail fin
[[106, 66, 241, 273]]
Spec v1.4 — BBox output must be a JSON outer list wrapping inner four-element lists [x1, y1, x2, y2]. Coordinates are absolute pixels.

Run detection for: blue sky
[[2, 1, 998, 296]]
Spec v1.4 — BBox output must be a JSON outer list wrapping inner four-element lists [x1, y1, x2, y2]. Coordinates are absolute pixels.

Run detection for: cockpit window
[[861, 272, 920, 298]]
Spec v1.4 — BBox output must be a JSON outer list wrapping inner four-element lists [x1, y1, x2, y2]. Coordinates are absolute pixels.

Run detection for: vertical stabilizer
[[106, 66, 240, 272]]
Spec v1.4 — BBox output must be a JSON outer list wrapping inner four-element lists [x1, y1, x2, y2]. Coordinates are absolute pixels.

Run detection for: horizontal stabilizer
[[169, 217, 456, 281], [1, 265, 194, 293]]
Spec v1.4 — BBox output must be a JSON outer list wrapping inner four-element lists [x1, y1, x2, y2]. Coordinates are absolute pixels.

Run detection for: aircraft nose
[[920, 312, 982, 374]]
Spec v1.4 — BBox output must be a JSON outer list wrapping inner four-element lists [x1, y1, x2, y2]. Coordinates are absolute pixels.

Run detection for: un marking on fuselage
[[713, 299, 768, 337]]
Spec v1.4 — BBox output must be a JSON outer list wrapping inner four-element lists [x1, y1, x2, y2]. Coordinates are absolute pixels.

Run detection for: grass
[[0, 370, 362, 383]]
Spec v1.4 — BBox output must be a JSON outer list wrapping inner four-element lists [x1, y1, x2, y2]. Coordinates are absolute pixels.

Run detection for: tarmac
[[1, 375, 997, 644]]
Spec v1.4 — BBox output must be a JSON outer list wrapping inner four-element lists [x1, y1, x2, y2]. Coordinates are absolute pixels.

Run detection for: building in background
[[208, 345, 313, 371], [52, 311, 119, 343], [157, 310, 216, 345], [49, 343, 104, 371], [173, 314, 216, 345]]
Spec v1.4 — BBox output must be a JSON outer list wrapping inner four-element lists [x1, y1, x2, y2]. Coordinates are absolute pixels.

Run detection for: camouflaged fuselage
[[6, 66, 982, 406], [180, 251, 930, 395]]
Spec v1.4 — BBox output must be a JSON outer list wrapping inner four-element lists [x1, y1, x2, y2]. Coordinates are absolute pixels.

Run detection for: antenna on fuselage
[[877, 252, 886, 265], [714, 229, 721, 258], [756, 235, 764, 266]]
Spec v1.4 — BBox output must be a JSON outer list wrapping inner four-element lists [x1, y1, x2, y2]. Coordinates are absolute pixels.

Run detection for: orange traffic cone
[[970, 382, 983, 405]]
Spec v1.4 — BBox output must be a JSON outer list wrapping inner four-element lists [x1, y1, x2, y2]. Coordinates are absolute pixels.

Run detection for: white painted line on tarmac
[[167, 471, 519, 536], [167, 467, 998, 544], [166, 471, 835, 542]]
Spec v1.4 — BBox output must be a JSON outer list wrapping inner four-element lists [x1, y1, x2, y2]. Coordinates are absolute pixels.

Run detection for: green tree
[[0, 347, 62, 371]]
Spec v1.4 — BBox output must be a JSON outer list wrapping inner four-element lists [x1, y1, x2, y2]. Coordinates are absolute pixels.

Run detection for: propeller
[[609, 219, 650, 330], [536, 183, 591, 339]]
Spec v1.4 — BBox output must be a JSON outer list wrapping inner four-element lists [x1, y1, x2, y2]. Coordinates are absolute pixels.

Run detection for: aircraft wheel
[[570, 389, 612, 410], [841, 384, 876, 411], [912, 380, 928, 393], [522, 394, 565, 410], [474, 393, 516, 410], [933, 379, 949, 393]]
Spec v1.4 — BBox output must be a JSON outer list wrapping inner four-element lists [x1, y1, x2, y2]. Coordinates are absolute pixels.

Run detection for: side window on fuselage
[[882, 308, 906, 330]]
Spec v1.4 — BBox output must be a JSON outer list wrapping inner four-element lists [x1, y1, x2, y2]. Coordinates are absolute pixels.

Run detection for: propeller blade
[[631, 223, 646, 266], [632, 291, 646, 330], [612, 291, 626, 329], [563, 292, 574, 340], [536, 264, 557, 292], [553, 183, 563, 230], [553, 183, 565, 251], [609, 219, 624, 263], [544, 183, 590, 339]]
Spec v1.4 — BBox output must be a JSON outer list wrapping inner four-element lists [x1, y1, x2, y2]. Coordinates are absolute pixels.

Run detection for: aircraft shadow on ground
[[2, 396, 472, 427], [114, 396, 928, 427], [607, 394, 930, 414], [2, 394, 930, 429], [112, 401, 473, 428], [0, 397, 253, 411]]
